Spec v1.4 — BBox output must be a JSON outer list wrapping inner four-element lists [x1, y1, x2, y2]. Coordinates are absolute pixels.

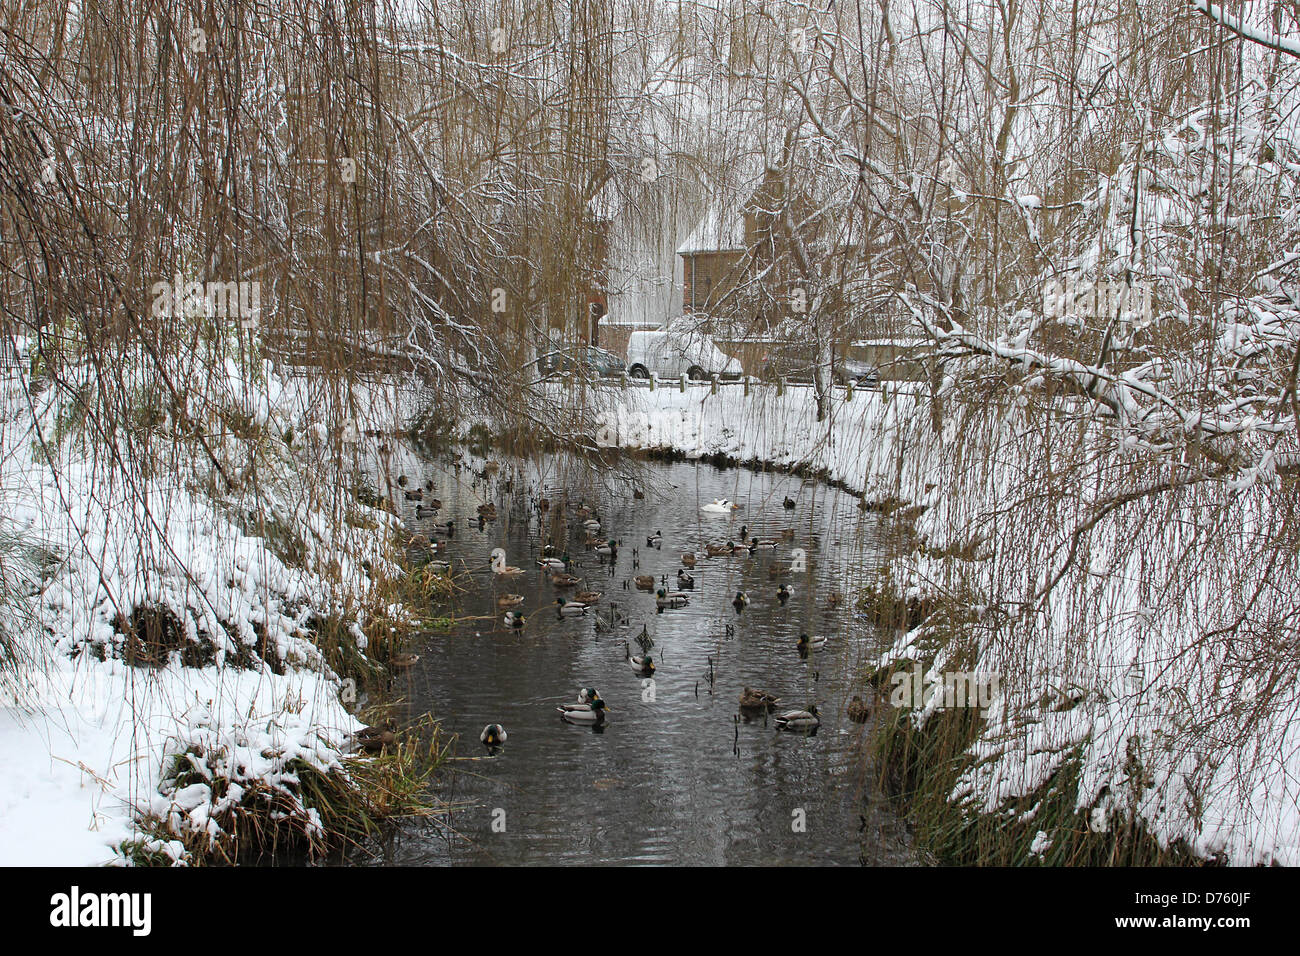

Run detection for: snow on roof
[[675, 199, 747, 255]]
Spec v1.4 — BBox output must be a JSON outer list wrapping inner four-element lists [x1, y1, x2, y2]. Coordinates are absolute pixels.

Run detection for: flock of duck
[[357, 471, 873, 755]]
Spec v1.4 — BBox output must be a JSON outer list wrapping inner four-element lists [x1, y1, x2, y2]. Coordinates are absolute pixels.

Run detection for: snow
[[0, 346, 415, 865]]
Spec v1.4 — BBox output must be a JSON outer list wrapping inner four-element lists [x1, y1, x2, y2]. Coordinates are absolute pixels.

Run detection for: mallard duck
[[655, 587, 689, 609], [551, 572, 581, 587], [847, 696, 871, 723], [646, 530, 663, 546], [558, 689, 604, 715], [433, 520, 456, 537], [559, 696, 609, 724], [732, 590, 750, 613], [706, 541, 735, 557], [583, 517, 602, 532], [676, 569, 695, 590], [634, 574, 656, 591], [783, 495, 796, 509], [594, 540, 618, 558], [503, 611, 526, 628], [353, 720, 397, 753], [425, 559, 451, 575], [749, 536, 778, 551], [390, 652, 420, 669], [769, 562, 792, 578], [538, 555, 569, 572], [775, 705, 820, 730], [574, 588, 603, 604], [681, 552, 697, 567], [477, 502, 498, 518], [797, 633, 827, 651], [701, 498, 739, 514], [623, 642, 655, 675], [777, 583, 794, 605], [397, 475, 409, 488], [480, 723, 507, 748], [491, 548, 524, 576], [404, 488, 424, 501], [739, 687, 781, 711], [497, 593, 525, 608], [555, 596, 590, 617]]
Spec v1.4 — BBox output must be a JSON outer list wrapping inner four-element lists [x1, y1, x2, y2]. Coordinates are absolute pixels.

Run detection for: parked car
[[536, 345, 626, 378], [626, 323, 743, 380], [758, 346, 879, 387]]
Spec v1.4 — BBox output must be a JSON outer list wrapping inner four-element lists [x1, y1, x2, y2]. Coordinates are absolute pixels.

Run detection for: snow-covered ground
[[0, 345, 421, 865], [587, 378, 1300, 866]]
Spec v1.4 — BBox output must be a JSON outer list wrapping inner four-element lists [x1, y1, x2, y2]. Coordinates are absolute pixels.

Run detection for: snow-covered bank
[[0, 345, 424, 865], [587, 380, 1300, 866]]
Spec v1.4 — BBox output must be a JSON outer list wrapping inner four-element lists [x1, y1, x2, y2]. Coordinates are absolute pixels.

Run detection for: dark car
[[758, 347, 878, 387], [536, 345, 626, 379]]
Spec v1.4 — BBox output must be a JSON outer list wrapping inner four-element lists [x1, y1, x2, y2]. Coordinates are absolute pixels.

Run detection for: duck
[[583, 517, 602, 532], [550, 572, 582, 587], [480, 723, 507, 748], [425, 559, 451, 575], [783, 495, 796, 509], [826, 592, 843, 610], [389, 652, 420, 669], [681, 552, 697, 567], [706, 541, 736, 557], [403, 488, 424, 501], [496, 593, 525, 608], [749, 536, 778, 551], [676, 569, 695, 590], [634, 574, 656, 591], [774, 705, 820, 731], [797, 633, 827, 651], [623, 642, 655, 675], [503, 611, 526, 628], [847, 696, 871, 723], [491, 548, 524, 576], [428, 498, 443, 510], [701, 498, 739, 514], [352, 720, 397, 753], [732, 591, 750, 613], [594, 540, 618, 558], [573, 588, 603, 604], [477, 502, 498, 518], [777, 583, 794, 605], [655, 587, 689, 609], [555, 596, 590, 617], [739, 687, 781, 711], [768, 562, 792, 578], [646, 530, 663, 547], [538, 555, 570, 572], [558, 696, 609, 724]]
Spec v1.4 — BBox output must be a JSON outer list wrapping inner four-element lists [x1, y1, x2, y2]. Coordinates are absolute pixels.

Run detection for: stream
[[353, 449, 919, 865]]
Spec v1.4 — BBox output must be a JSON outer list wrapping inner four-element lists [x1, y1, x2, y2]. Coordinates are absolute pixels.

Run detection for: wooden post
[[679, 373, 687, 393], [711, 374, 718, 395], [649, 373, 656, 392], [846, 381, 853, 402], [743, 374, 751, 396]]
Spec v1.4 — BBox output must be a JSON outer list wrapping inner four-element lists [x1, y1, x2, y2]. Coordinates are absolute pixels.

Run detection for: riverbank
[[0, 347, 438, 865], [586, 379, 1300, 866]]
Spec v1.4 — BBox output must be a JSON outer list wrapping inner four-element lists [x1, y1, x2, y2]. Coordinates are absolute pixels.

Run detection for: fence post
[[743, 374, 751, 396], [778, 376, 786, 397], [679, 373, 687, 393], [649, 373, 656, 392], [711, 374, 718, 395], [846, 381, 853, 402]]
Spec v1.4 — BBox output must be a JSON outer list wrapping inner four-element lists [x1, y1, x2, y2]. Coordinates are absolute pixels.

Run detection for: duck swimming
[[701, 498, 739, 514], [555, 596, 590, 617], [681, 552, 697, 568], [623, 642, 655, 675], [783, 495, 796, 509], [480, 724, 507, 748], [739, 687, 781, 711], [491, 548, 524, 576], [656, 587, 689, 609], [775, 705, 820, 731], [503, 611, 526, 628], [797, 632, 827, 651], [676, 569, 695, 590], [777, 583, 794, 605], [558, 696, 609, 724], [706, 541, 736, 557], [634, 574, 656, 591], [732, 590, 750, 613], [496, 593, 525, 608], [646, 530, 663, 547]]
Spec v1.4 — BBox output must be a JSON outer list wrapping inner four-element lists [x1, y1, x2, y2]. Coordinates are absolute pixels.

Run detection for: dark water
[[361, 451, 917, 865]]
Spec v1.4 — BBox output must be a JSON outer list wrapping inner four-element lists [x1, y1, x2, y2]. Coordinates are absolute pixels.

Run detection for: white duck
[[700, 498, 739, 514]]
